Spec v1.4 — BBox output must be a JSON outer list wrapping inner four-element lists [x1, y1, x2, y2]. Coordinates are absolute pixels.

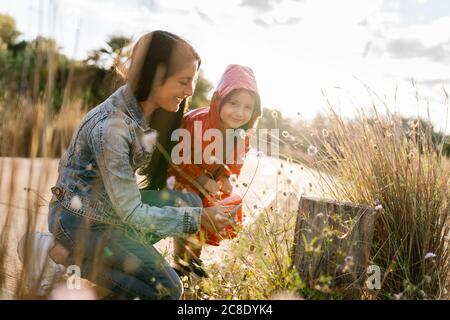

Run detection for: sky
[[2, 0, 450, 133]]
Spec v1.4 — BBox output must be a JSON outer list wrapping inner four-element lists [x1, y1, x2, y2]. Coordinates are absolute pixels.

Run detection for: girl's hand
[[218, 176, 233, 194]]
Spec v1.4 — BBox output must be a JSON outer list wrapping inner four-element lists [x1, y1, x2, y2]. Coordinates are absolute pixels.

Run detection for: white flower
[[70, 196, 82, 210], [141, 131, 158, 153], [424, 252, 436, 260], [166, 176, 175, 190], [375, 204, 383, 211], [394, 293, 403, 300], [307, 145, 318, 156]]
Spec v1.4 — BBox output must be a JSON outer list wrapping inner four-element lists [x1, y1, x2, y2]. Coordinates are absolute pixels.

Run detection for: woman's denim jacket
[[51, 85, 201, 238]]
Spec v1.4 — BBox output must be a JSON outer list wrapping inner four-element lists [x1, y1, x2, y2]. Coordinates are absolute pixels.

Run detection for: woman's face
[[152, 60, 199, 112]]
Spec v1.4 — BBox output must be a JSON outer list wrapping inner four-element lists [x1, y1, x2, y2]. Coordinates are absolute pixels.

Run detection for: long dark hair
[[117, 30, 201, 189]]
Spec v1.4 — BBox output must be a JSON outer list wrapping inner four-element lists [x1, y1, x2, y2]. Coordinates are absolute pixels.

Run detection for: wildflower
[[394, 293, 403, 300], [322, 129, 329, 137], [166, 176, 175, 190], [307, 145, 318, 156], [256, 151, 265, 157], [141, 131, 158, 153], [271, 110, 278, 118], [282, 131, 289, 138], [70, 196, 82, 210], [424, 252, 436, 260], [375, 204, 383, 211]]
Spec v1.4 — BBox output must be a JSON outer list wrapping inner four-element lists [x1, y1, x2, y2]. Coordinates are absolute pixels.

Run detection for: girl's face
[[220, 90, 256, 129], [152, 60, 199, 112]]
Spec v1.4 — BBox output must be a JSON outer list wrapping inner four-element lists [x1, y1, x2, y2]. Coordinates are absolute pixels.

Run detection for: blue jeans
[[48, 190, 202, 300]]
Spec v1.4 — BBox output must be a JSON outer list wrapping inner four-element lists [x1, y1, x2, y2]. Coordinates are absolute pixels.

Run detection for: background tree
[[189, 69, 213, 110]]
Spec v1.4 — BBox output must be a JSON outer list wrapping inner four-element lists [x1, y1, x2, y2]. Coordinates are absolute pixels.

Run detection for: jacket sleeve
[[89, 116, 202, 237]]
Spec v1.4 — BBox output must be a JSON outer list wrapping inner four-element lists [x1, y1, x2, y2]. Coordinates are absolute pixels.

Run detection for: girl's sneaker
[[17, 232, 66, 297]]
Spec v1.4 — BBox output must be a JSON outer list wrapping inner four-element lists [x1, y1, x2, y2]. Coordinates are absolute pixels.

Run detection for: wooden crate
[[291, 196, 377, 298]]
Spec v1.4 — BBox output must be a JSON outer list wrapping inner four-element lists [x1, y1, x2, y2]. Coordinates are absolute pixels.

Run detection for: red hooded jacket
[[168, 64, 261, 193]]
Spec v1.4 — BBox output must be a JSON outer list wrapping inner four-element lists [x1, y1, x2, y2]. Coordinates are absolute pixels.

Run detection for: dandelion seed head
[[424, 252, 436, 260], [70, 196, 82, 210], [166, 176, 176, 190], [394, 293, 403, 300], [141, 131, 158, 153], [307, 145, 318, 156]]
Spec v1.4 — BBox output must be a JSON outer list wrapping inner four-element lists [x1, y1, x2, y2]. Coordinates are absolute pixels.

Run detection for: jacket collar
[[120, 84, 150, 131]]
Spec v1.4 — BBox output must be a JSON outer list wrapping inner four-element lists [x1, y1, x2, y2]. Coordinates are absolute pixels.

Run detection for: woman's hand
[[218, 176, 233, 194], [200, 205, 239, 234]]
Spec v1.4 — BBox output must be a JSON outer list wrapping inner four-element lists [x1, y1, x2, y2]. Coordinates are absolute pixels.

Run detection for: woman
[[18, 30, 237, 299]]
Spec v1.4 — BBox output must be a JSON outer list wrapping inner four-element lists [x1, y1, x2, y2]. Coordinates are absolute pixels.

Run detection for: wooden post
[[291, 196, 377, 299]]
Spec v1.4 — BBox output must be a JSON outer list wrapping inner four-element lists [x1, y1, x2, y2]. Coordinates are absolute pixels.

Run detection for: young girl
[[169, 64, 261, 277]]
